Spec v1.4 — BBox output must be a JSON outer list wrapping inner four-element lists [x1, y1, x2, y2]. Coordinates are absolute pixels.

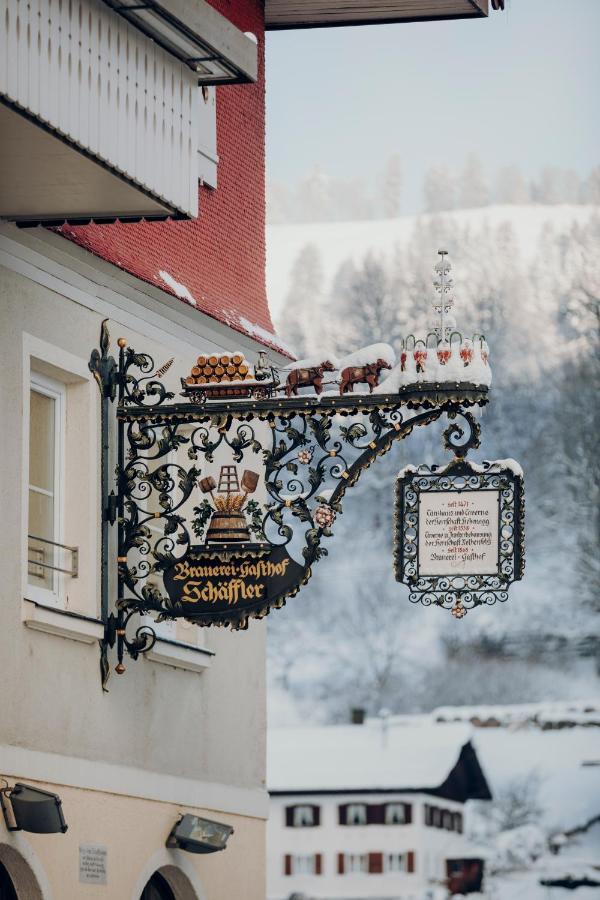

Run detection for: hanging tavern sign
[[394, 458, 525, 618], [88, 252, 524, 684]]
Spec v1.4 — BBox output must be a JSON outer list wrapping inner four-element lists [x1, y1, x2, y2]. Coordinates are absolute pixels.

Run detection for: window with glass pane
[[293, 805, 315, 827], [293, 855, 316, 875], [347, 803, 367, 825], [346, 853, 368, 873], [386, 853, 407, 872], [28, 382, 61, 593], [385, 803, 407, 825]]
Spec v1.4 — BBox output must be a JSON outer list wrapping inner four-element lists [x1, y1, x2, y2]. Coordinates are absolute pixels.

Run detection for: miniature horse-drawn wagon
[[181, 352, 279, 403]]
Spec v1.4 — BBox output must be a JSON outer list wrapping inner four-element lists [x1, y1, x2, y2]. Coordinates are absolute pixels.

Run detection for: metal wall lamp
[[166, 814, 233, 853], [102, 0, 258, 83], [1, 781, 68, 834], [89, 321, 488, 688]]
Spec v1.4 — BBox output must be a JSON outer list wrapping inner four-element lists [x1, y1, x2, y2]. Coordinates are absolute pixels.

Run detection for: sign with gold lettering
[[163, 546, 306, 627], [394, 458, 524, 617]]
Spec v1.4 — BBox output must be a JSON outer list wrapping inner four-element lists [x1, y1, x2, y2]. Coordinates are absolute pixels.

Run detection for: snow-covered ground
[[266, 204, 598, 318]]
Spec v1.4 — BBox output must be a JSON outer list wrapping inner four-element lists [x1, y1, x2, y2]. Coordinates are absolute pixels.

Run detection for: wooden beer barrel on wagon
[[206, 511, 251, 543]]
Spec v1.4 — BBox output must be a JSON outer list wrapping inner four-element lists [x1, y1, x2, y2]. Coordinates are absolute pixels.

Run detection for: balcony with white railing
[[0, 0, 257, 223]]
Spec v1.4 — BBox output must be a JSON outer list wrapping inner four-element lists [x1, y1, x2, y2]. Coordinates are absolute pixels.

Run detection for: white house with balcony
[[267, 717, 491, 900], [0, 0, 257, 223]]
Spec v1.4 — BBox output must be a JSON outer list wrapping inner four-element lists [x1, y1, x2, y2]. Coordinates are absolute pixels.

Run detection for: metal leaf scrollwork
[[92, 329, 493, 677]]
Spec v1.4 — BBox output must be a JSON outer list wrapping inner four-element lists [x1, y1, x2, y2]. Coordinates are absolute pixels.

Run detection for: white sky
[[265, 0, 600, 213]]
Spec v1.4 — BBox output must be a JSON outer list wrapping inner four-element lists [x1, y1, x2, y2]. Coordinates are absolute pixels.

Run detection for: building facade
[[0, 1, 501, 897], [268, 719, 491, 900]]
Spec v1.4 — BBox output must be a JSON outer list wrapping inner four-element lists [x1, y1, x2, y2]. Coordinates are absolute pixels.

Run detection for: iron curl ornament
[[85, 250, 526, 685], [88, 279, 520, 684]]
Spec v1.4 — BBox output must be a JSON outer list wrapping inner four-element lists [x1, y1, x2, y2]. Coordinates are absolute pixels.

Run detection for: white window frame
[[198, 86, 218, 188], [292, 855, 317, 875], [385, 802, 407, 825], [292, 805, 315, 827], [385, 852, 407, 873], [347, 803, 367, 826], [27, 372, 66, 607], [345, 853, 368, 874]]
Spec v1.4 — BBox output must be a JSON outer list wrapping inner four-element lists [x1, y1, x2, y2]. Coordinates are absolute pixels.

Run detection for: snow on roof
[[268, 719, 474, 793], [433, 699, 600, 728], [472, 726, 600, 832], [338, 343, 396, 368]]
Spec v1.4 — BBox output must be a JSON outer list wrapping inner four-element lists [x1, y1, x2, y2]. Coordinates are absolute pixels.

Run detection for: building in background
[[268, 717, 491, 899], [0, 0, 502, 897]]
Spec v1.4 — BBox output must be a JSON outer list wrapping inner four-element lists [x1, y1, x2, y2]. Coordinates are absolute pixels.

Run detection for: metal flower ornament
[[89, 251, 524, 685]]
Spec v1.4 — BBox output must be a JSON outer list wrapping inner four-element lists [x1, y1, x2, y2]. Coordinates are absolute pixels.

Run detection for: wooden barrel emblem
[[206, 512, 251, 543]]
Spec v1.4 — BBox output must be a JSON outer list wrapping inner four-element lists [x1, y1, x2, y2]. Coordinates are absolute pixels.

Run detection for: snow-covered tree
[[458, 154, 489, 209], [423, 165, 456, 213], [275, 243, 324, 356], [495, 165, 531, 205], [381, 153, 402, 218]]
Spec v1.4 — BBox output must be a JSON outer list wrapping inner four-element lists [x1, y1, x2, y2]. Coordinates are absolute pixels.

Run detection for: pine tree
[[381, 153, 402, 219], [495, 165, 530, 204], [275, 243, 324, 356], [458, 153, 489, 209], [423, 165, 456, 213]]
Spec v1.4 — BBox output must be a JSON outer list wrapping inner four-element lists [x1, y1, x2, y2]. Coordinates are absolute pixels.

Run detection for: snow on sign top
[[268, 720, 473, 793]]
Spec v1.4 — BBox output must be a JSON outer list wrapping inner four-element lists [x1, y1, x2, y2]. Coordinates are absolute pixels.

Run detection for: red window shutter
[[404, 803, 412, 824], [367, 803, 384, 825], [315, 853, 322, 875], [338, 804, 348, 825], [284, 854, 292, 876], [337, 853, 345, 874], [285, 806, 294, 827], [368, 852, 383, 874], [407, 851, 415, 873], [313, 805, 321, 827]]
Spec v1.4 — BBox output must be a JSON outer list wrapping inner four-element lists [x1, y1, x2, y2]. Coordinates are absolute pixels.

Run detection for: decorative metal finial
[[432, 249, 455, 344]]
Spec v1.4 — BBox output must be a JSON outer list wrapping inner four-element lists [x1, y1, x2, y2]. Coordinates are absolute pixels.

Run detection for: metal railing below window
[[28, 535, 79, 578]]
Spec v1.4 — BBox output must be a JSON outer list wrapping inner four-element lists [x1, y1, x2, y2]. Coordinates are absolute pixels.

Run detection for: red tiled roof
[[54, 0, 290, 356]]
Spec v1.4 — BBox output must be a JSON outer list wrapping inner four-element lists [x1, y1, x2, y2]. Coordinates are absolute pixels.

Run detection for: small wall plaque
[[395, 458, 524, 617], [79, 844, 107, 885]]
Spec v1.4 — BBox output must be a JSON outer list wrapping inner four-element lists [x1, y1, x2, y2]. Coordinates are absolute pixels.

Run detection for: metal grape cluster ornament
[[89, 251, 524, 684]]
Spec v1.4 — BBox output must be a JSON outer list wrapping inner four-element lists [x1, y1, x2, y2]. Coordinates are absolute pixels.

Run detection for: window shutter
[[337, 853, 345, 874], [313, 805, 321, 827], [407, 851, 415, 873], [404, 803, 412, 824], [198, 86, 218, 188], [284, 854, 292, 876], [368, 852, 383, 874], [315, 853, 322, 875], [338, 804, 348, 825], [455, 812, 464, 833], [367, 803, 384, 825], [285, 806, 294, 827]]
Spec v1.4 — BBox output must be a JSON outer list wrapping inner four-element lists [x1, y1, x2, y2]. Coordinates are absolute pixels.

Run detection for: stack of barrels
[[185, 353, 252, 387]]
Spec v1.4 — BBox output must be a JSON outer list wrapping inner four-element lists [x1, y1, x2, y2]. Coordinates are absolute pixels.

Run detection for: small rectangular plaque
[[394, 458, 524, 614], [418, 489, 499, 575], [79, 844, 107, 885]]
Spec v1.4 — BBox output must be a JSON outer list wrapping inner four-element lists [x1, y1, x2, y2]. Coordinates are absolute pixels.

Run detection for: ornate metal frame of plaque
[[394, 458, 525, 617]]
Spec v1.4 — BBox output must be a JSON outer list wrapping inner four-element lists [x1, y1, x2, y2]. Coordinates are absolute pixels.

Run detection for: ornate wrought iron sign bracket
[[88, 319, 495, 685]]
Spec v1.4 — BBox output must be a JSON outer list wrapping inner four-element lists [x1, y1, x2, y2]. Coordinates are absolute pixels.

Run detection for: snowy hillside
[[267, 204, 597, 320]]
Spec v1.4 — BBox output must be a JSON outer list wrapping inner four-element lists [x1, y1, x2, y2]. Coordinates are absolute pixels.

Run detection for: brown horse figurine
[[339, 358, 392, 394], [285, 361, 336, 397]]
